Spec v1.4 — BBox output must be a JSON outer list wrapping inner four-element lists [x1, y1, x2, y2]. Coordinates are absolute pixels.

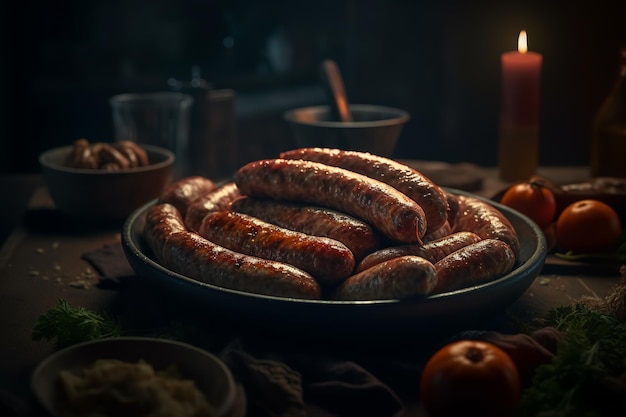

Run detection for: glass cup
[[110, 92, 193, 178]]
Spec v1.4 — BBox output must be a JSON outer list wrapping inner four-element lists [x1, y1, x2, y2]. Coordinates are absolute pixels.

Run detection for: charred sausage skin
[[198, 210, 355, 285], [280, 147, 449, 234], [158, 176, 216, 217], [144, 203, 322, 299], [230, 196, 380, 261], [234, 158, 427, 243], [433, 239, 516, 294], [355, 231, 482, 273], [334, 255, 438, 301], [184, 181, 241, 231]]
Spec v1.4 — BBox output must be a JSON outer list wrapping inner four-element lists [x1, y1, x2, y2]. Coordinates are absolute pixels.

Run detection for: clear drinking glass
[[110, 92, 193, 178]]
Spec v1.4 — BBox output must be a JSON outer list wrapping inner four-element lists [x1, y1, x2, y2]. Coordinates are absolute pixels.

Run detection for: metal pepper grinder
[[168, 67, 237, 180]]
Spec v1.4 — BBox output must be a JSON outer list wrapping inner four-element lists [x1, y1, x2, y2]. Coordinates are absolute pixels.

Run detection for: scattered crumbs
[[538, 278, 551, 286], [56, 277, 63, 284], [35, 248, 45, 254], [51, 241, 60, 249], [28, 270, 40, 277], [53, 264, 61, 272], [69, 280, 91, 289], [528, 292, 534, 297]]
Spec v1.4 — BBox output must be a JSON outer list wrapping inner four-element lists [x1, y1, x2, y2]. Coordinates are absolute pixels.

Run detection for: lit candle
[[498, 30, 543, 181]]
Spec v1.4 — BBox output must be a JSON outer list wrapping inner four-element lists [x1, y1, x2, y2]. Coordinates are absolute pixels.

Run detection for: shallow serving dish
[[31, 337, 236, 417], [121, 189, 547, 337], [39, 144, 174, 219]]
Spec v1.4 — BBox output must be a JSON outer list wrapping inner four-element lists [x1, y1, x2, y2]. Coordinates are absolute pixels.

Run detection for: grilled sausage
[[423, 220, 452, 243], [65, 138, 99, 169], [143, 203, 188, 261], [184, 182, 241, 231], [230, 196, 380, 261], [234, 158, 427, 243], [447, 192, 520, 259], [355, 231, 482, 273], [158, 176, 216, 217], [433, 239, 516, 294], [113, 140, 149, 167], [333, 256, 438, 301], [280, 147, 449, 233], [198, 210, 355, 284], [144, 203, 322, 299]]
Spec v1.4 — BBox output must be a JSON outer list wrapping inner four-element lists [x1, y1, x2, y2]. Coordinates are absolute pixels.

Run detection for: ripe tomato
[[419, 340, 521, 417], [556, 199, 622, 253], [500, 180, 557, 228]]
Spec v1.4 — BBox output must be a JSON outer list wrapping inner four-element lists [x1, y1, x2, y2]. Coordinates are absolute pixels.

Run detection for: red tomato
[[556, 199, 622, 253], [500, 180, 557, 229], [419, 340, 521, 417]]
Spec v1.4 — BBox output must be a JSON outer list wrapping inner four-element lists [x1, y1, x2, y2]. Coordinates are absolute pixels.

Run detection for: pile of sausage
[[65, 139, 150, 170], [143, 148, 520, 301]]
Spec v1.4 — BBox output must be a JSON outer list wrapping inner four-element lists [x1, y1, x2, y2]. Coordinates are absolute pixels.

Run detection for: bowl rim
[[31, 336, 236, 417], [39, 144, 175, 175], [284, 104, 410, 128]]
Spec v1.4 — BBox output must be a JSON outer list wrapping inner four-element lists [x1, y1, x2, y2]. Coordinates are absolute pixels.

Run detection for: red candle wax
[[500, 34, 542, 127]]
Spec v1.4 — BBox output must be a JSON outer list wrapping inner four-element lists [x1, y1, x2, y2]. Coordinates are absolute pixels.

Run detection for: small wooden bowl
[[39, 144, 174, 219]]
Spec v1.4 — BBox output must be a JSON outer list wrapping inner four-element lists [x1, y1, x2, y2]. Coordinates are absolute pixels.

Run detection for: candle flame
[[518, 30, 528, 54]]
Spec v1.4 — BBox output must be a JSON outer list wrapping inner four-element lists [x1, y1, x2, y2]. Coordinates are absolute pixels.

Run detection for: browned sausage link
[[184, 182, 241, 232], [158, 176, 216, 217], [96, 143, 131, 170], [234, 159, 427, 243], [333, 256, 438, 301], [198, 211, 355, 284], [161, 232, 322, 299], [355, 231, 482, 273], [447, 193, 520, 259], [113, 140, 149, 167], [433, 239, 516, 294], [280, 148, 449, 234], [143, 203, 187, 262], [143, 202, 321, 299], [66, 138, 98, 169], [230, 196, 380, 261], [423, 220, 452, 243]]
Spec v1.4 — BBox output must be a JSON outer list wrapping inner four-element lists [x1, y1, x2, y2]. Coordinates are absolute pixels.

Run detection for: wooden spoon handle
[[320, 59, 353, 122]]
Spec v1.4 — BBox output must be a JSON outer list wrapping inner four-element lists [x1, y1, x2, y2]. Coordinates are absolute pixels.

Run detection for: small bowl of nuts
[[39, 139, 175, 219]]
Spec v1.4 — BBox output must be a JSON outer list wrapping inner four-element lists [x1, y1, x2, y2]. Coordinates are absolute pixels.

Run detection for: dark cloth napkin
[[82, 242, 136, 287], [81, 241, 564, 417]]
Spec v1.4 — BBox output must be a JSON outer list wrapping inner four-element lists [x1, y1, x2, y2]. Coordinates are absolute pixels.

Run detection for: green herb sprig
[[32, 299, 122, 348], [520, 303, 626, 416], [32, 298, 218, 350]]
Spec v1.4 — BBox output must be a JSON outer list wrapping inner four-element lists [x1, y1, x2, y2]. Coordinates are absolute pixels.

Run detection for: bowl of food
[[39, 139, 175, 219], [121, 149, 547, 339], [31, 337, 237, 417], [284, 104, 409, 157]]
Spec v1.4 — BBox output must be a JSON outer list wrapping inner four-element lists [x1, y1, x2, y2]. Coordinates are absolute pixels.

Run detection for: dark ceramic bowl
[[31, 337, 236, 417], [39, 144, 174, 219], [284, 104, 410, 157]]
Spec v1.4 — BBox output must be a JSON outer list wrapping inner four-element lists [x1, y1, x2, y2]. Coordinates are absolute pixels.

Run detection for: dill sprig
[[32, 299, 219, 350], [520, 303, 626, 416], [32, 298, 123, 348]]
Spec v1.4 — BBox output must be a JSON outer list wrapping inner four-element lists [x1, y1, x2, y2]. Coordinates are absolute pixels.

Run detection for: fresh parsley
[[520, 303, 626, 416]]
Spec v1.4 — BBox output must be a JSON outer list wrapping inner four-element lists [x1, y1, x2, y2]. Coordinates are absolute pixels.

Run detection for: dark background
[[2, 0, 625, 174]]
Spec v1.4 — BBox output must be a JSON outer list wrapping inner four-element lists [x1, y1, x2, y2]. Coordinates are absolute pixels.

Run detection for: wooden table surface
[[0, 163, 622, 417]]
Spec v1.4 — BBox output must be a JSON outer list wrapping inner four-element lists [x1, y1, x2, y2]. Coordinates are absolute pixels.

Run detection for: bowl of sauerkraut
[[31, 337, 236, 417]]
